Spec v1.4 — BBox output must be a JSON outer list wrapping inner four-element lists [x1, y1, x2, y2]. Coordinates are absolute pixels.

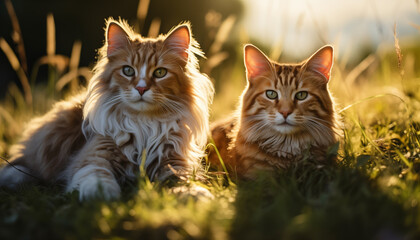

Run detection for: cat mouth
[[277, 121, 294, 126], [129, 98, 151, 107], [274, 122, 299, 134], [137, 97, 150, 103]]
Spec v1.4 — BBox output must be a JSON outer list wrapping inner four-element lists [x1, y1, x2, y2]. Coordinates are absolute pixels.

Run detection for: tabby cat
[[0, 18, 213, 200], [208, 44, 340, 179]]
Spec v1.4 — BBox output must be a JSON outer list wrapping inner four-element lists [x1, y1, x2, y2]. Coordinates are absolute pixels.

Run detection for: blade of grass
[[395, 149, 412, 169], [345, 54, 376, 85], [5, 0, 27, 73], [206, 139, 235, 186], [136, 0, 150, 33], [341, 92, 420, 150], [46, 13, 56, 57], [339, 93, 404, 114], [306, 1, 328, 45], [205, 52, 229, 71], [69, 40, 82, 92], [409, 21, 420, 32], [7, 83, 26, 113], [147, 18, 161, 38], [0, 106, 20, 134], [47, 13, 57, 96], [209, 15, 236, 55], [0, 37, 32, 106], [31, 55, 69, 90], [56, 67, 91, 92], [394, 23, 405, 89]]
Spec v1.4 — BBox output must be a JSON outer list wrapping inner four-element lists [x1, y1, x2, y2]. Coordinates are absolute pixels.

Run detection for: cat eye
[[265, 90, 278, 99], [153, 68, 167, 78], [122, 65, 135, 77], [295, 91, 308, 100]]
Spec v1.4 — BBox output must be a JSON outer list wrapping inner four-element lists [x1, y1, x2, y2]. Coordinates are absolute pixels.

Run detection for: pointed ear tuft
[[106, 21, 130, 56], [164, 24, 191, 61], [244, 44, 272, 80], [305, 45, 334, 82]]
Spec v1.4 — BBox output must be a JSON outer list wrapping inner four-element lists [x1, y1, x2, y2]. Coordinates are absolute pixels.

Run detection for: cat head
[[84, 18, 213, 151], [88, 18, 205, 116], [240, 44, 337, 144]]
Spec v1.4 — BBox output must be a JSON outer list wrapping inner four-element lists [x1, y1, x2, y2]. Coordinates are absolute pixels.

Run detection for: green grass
[[1, 86, 420, 239], [1, 2, 420, 239], [1, 123, 420, 240]]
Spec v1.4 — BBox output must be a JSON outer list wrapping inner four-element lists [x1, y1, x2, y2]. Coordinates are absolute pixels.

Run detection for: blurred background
[[0, 0, 420, 124]]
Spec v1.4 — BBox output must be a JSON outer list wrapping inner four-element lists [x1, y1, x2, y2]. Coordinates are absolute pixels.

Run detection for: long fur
[[0, 19, 214, 200], [83, 20, 213, 180]]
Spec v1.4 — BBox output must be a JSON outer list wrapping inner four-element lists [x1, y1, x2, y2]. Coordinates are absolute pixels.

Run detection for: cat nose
[[279, 110, 292, 118], [136, 86, 149, 96]]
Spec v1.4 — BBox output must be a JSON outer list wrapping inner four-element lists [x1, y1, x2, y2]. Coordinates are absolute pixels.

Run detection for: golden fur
[[0, 18, 214, 200], [208, 44, 341, 179]]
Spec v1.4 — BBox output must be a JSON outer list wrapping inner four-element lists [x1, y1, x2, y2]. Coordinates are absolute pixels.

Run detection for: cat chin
[[127, 100, 153, 111], [273, 124, 300, 135], [124, 96, 155, 112]]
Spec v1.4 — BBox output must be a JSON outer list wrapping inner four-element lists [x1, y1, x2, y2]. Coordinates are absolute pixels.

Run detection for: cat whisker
[[243, 113, 267, 123], [302, 119, 332, 133], [105, 96, 123, 105], [304, 116, 334, 125], [154, 97, 188, 116], [303, 116, 341, 136], [243, 120, 272, 141], [302, 121, 335, 144]]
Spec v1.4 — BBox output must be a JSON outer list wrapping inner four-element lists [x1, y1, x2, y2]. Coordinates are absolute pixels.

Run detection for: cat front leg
[[66, 135, 121, 201], [67, 163, 121, 201], [152, 155, 192, 183], [151, 150, 213, 200], [0, 161, 35, 188]]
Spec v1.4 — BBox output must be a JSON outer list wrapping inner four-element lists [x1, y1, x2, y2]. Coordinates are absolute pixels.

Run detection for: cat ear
[[164, 24, 191, 61], [244, 44, 273, 80], [106, 21, 130, 56], [305, 45, 334, 82]]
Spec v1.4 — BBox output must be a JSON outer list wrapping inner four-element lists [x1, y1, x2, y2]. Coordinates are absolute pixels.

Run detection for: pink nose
[[136, 86, 149, 96], [279, 110, 292, 118]]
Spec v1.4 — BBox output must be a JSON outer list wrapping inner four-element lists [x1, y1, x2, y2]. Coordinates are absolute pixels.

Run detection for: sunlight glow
[[241, 0, 420, 60]]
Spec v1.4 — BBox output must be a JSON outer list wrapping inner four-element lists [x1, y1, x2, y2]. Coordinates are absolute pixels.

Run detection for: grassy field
[[1, 1, 420, 239]]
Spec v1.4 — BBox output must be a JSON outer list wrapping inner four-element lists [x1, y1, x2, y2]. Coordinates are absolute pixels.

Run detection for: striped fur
[[0, 19, 213, 200], [208, 44, 341, 179]]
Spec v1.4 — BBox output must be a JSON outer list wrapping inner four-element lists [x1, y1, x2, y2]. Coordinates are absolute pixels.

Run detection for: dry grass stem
[[47, 13, 56, 57], [147, 18, 161, 38], [209, 15, 236, 55], [345, 54, 376, 85], [409, 21, 420, 32], [69, 40, 82, 91], [5, 0, 28, 73], [0, 38, 32, 105], [136, 0, 150, 31], [56, 67, 91, 91]]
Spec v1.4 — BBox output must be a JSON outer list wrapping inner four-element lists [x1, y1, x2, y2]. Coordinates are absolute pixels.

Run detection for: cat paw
[[67, 176, 121, 201], [0, 165, 32, 189]]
